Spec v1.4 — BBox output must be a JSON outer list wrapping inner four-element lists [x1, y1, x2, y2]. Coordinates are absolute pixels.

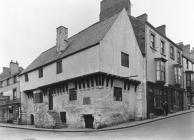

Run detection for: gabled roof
[[129, 16, 146, 55], [129, 15, 183, 56], [21, 13, 119, 75], [0, 67, 23, 82]]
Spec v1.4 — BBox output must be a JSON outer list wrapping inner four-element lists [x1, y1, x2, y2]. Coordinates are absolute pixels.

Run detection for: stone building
[[19, 5, 146, 128], [0, 61, 23, 124]]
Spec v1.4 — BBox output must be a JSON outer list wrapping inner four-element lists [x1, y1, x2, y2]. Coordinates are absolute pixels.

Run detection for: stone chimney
[[3, 67, 10, 74], [10, 60, 19, 75], [136, 13, 148, 22], [178, 42, 190, 57], [56, 26, 68, 54], [156, 25, 166, 36], [100, 0, 131, 21]]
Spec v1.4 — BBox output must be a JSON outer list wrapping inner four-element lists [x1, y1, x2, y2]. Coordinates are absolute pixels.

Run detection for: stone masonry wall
[[22, 79, 146, 129]]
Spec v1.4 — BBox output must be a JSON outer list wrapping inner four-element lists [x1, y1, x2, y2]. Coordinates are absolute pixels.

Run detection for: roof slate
[[21, 13, 119, 75]]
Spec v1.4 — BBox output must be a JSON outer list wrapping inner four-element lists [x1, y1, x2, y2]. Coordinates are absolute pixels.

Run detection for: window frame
[[170, 46, 175, 60], [160, 40, 165, 55], [56, 60, 62, 74], [150, 33, 156, 49], [121, 52, 129, 68], [174, 66, 182, 85], [69, 88, 77, 101], [113, 87, 122, 101], [34, 92, 43, 103], [38, 67, 43, 78], [13, 88, 17, 100], [25, 74, 29, 82], [156, 60, 166, 82], [177, 51, 181, 64]]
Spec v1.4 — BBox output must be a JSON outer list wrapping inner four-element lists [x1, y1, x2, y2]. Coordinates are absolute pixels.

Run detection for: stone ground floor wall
[[21, 79, 146, 129]]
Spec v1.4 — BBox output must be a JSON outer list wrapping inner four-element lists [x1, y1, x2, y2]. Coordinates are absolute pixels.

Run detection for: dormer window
[[155, 58, 167, 83]]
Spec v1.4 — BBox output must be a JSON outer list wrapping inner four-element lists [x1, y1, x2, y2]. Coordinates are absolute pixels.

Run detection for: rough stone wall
[[22, 79, 145, 129]]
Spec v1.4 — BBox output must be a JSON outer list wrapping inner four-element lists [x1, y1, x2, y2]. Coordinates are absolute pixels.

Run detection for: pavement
[[0, 109, 194, 132]]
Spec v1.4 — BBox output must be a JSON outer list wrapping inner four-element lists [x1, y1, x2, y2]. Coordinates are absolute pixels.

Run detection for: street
[[0, 112, 194, 140]]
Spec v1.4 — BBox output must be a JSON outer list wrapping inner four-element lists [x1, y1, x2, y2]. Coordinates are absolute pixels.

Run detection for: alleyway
[[0, 112, 194, 140]]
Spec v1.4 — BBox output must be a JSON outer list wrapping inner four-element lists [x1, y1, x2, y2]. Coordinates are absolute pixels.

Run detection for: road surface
[[0, 112, 194, 140]]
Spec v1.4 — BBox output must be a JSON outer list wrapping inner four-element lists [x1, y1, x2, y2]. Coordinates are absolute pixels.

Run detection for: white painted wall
[[100, 9, 144, 82], [20, 46, 100, 91]]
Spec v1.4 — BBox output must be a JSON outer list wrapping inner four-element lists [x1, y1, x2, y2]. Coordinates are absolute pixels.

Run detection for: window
[[174, 66, 181, 85], [121, 52, 129, 67], [186, 72, 192, 88], [83, 97, 91, 105], [113, 87, 122, 101], [34, 92, 43, 103], [25, 74, 29, 82], [38, 68, 43, 78], [13, 76, 17, 83], [160, 40, 165, 55], [170, 46, 175, 59], [56, 60, 62, 74], [7, 79, 10, 86], [60, 112, 66, 123], [177, 51, 181, 64], [156, 60, 166, 82], [13, 89, 17, 100], [150, 33, 155, 49], [69, 88, 77, 101], [186, 60, 189, 69], [0, 81, 2, 88]]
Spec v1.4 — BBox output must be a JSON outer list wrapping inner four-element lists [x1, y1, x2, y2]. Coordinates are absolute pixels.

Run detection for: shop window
[[114, 87, 122, 101]]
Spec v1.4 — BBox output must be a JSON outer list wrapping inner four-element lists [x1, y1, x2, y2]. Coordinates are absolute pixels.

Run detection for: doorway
[[30, 114, 34, 125], [83, 115, 94, 128]]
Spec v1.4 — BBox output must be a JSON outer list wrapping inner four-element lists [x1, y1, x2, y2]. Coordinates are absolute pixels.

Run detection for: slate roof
[[21, 13, 119, 75], [129, 16, 146, 55], [0, 67, 23, 82]]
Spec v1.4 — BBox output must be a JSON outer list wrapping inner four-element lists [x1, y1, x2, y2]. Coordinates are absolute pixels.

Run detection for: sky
[[0, 0, 194, 70]]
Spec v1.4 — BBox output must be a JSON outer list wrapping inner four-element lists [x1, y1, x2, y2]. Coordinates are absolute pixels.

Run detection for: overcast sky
[[0, 0, 194, 69]]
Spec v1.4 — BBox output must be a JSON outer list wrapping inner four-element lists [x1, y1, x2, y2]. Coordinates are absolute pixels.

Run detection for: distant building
[[0, 61, 23, 124], [19, 1, 146, 129], [179, 43, 194, 105]]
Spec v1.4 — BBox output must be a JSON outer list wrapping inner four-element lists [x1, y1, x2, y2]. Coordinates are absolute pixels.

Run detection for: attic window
[[38, 68, 43, 78], [121, 52, 129, 67]]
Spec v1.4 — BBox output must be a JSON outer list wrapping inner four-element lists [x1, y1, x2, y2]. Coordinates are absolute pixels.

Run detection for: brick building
[[0, 61, 23, 124]]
